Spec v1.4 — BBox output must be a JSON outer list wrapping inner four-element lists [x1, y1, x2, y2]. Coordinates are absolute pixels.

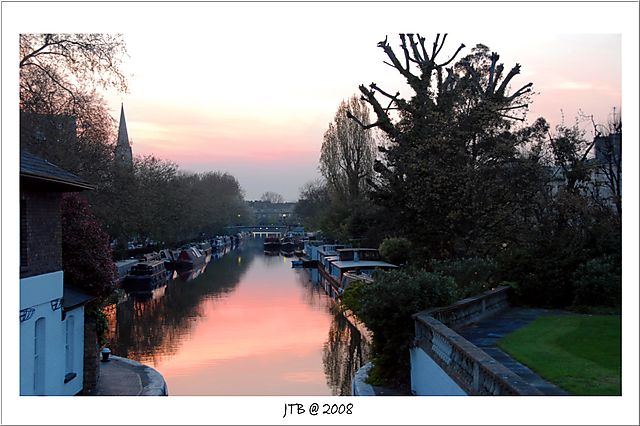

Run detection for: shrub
[[341, 267, 458, 390], [496, 245, 579, 308], [572, 255, 621, 309], [431, 257, 497, 298], [61, 194, 117, 300], [378, 237, 412, 265]]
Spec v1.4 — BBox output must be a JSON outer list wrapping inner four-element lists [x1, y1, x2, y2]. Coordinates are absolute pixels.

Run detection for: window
[[64, 316, 76, 383], [34, 317, 46, 395]]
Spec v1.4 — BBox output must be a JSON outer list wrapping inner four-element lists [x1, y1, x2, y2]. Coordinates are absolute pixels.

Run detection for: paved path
[[456, 307, 570, 396], [96, 355, 168, 396]]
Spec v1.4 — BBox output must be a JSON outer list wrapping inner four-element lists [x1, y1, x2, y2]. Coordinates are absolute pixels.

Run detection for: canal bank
[[96, 355, 168, 396]]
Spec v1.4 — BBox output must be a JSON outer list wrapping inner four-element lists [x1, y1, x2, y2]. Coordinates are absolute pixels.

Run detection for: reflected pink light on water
[[149, 256, 334, 395]]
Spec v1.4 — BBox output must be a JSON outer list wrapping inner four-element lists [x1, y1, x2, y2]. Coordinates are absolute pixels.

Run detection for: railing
[[412, 286, 543, 395], [428, 286, 511, 329]]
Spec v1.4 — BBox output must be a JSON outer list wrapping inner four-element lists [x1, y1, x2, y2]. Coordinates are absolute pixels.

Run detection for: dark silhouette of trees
[[20, 33, 128, 113], [320, 96, 377, 203], [349, 34, 542, 259], [61, 194, 117, 300], [295, 180, 331, 232], [260, 191, 285, 204]]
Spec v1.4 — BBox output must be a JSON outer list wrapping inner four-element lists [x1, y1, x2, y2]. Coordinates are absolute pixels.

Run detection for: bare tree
[[260, 191, 285, 204], [587, 109, 622, 216], [320, 95, 376, 202]]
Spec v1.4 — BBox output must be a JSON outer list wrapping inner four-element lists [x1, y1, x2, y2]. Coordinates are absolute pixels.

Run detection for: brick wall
[[82, 316, 99, 395], [20, 188, 62, 278]]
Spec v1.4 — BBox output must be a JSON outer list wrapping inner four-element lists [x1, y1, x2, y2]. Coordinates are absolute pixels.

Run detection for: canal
[[104, 239, 370, 395]]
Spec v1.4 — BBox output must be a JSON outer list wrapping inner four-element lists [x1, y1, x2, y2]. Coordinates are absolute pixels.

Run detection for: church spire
[[115, 103, 133, 167]]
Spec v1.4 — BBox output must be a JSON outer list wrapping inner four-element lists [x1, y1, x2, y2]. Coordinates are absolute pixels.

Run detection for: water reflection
[[105, 245, 253, 365], [105, 240, 370, 395], [294, 266, 371, 395], [323, 311, 371, 395]]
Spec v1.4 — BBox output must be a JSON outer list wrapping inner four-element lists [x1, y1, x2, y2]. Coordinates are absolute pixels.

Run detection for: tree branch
[[437, 42, 465, 67], [505, 82, 533, 101]]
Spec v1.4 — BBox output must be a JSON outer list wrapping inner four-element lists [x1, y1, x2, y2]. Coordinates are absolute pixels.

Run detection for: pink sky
[[1, 3, 638, 424], [108, 29, 620, 201], [2, 4, 626, 204]]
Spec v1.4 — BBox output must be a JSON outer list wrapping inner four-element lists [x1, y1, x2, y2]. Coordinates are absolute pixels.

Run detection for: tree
[[20, 34, 129, 244], [295, 179, 331, 231], [61, 194, 117, 300], [260, 191, 285, 204], [585, 108, 622, 217], [348, 34, 541, 259], [320, 96, 377, 202], [20, 33, 128, 113], [342, 268, 458, 390]]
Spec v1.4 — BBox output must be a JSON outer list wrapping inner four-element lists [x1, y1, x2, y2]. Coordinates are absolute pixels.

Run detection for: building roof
[[63, 286, 95, 310], [115, 103, 133, 166], [20, 150, 95, 191], [331, 260, 398, 270]]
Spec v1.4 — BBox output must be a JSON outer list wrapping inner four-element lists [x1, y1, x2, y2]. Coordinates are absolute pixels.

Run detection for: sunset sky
[[5, 3, 628, 201], [107, 27, 621, 201], [2, 3, 639, 423]]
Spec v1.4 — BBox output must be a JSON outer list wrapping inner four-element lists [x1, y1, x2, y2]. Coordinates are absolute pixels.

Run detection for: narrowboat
[[280, 236, 296, 252], [263, 237, 281, 251], [175, 246, 208, 270], [159, 248, 179, 270], [320, 248, 398, 296], [121, 260, 170, 292]]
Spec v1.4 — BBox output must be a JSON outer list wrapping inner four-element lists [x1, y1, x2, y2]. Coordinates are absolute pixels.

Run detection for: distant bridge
[[224, 225, 304, 239]]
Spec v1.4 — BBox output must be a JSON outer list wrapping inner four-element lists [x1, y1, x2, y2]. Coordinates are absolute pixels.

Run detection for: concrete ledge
[[352, 362, 376, 396], [425, 286, 511, 330], [109, 356, 168, 396]]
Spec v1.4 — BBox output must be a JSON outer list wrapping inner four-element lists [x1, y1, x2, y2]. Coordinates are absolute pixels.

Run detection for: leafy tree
[[61, 194, 116, 300], [572, 255, 621, 309], [378, 237, 412, 265], [294, 179, 331, 231], [430, 257, 498, 298], [20, 33, 128, 113], [342, 268, 458, 390], [19, 34, 126, 187], [349, 35, 542, 259], [19, 33, 129, 246]]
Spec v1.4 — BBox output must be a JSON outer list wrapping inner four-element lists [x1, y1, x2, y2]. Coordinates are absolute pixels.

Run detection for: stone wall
[[428, 286, 511, 330], [411, 286, 542, 396]]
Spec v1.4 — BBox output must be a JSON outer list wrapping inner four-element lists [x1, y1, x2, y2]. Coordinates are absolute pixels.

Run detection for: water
[[104, 240, 370, 395]]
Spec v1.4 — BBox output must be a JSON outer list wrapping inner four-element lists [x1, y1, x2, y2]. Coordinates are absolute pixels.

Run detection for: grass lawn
[[497, 315, 621, 395]]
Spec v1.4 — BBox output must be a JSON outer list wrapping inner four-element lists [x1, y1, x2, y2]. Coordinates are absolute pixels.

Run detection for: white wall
[[20, 271, 84, 396], [61, 307, 85, 396], [410, 347, 467, 396]]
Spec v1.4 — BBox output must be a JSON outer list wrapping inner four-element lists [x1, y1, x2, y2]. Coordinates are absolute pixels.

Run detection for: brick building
[[20, 151, 95, 395]]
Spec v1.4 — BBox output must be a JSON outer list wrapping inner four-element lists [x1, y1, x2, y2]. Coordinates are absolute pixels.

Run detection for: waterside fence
[[410, 286, 543, 396]]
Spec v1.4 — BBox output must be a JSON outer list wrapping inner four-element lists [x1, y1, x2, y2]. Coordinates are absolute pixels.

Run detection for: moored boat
[[264, 237, 281, 251], [175, 246, 208, 270], [319, 248, 398, 297], [159, 248, 180, 270], [280, 236, 296, 252], [121, 260, 169, 292]]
